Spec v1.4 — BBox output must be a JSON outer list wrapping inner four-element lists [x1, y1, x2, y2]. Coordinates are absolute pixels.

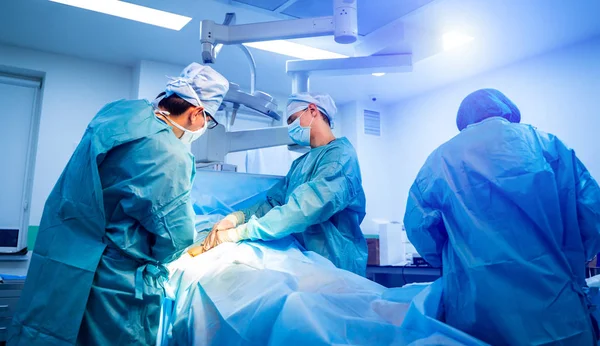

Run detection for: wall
[[387, 37, 600, 218], [340, 101, 396, 233], [132, 60, 184, 101], [0, 44, 132, 225]]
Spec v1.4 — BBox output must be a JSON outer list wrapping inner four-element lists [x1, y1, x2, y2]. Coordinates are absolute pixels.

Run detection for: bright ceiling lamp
[[48, 0, 192, 31], [243, 40, 348, 60], [371, 72, 386, 77], [442, 31, 474, 51]]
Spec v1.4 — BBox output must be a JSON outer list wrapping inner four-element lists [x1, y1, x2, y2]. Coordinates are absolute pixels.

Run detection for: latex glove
[[202, 225, 247, 253], [214, 218, 235, 232], [187, 240, 206, 257], [187, 222, 221, 257], [215, 212, 245, 231]]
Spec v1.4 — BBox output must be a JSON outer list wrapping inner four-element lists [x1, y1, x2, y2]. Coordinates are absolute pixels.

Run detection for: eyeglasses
[[287, 109, 309, 125], [206, 114, 219, 130]]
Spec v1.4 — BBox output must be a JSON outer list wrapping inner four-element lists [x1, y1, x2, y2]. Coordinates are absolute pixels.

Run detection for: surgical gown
[[9, 100, 196, 346], [404, 116, 600, 345], [240, 137, 368, 276]]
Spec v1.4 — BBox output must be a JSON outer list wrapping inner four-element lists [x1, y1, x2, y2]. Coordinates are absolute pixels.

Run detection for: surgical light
[[371, 73, 386, 77], [243, 40, 348, 60], [442, 31, 474, 51], [48, 0, 192, 31]]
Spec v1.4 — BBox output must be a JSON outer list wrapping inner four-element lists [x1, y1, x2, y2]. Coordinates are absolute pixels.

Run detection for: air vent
[[364, 110, 381, 136]]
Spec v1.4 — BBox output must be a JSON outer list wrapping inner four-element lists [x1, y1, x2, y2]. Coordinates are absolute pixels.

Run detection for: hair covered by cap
[[456, 88, 521, 131], [287, 92, 337, 129], [160, 62, 230, 116]]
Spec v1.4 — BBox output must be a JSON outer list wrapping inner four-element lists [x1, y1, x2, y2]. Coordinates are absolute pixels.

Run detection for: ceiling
[[1, 0, 599, 105], [226, 0, 436, 36]]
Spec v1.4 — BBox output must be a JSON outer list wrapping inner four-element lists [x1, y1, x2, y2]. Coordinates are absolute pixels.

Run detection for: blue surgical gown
[[9, 100, 196, 346], [240, 137, 368, 276], [404, 116, 600, 345]]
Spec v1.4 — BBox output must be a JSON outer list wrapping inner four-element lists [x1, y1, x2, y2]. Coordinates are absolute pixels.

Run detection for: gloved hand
[[187, 222, 223, 257], [215, 212, 245, 231], [187, 213, 246, 257], [202, 224, 247, 253], [214, 218, 235, 232], [187, 239, 207, 257]]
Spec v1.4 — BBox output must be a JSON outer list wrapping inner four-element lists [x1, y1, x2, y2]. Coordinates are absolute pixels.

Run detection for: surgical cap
[[163, 62, 229, 116], [287, 92, 337, 128], [456, 88, 521, 131]]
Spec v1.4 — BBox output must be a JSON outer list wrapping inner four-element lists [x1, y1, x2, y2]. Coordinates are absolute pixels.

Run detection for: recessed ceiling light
[[49, 0, 192, 31], [442, 31, 474, 51], [243, 40, 348, 60], [372, 73, 386, 77]]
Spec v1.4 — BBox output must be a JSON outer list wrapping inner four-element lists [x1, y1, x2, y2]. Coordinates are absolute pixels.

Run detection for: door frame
[[0, 71, 43, 254]]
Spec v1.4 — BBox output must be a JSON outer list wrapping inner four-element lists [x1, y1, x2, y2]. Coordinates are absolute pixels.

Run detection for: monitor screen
[[0, 229, 19, 247]]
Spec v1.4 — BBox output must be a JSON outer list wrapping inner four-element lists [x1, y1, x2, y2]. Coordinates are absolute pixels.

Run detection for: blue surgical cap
[[287, 92, 337, 129], [456, 89, 521, 131], [161, 63, 229, 116]]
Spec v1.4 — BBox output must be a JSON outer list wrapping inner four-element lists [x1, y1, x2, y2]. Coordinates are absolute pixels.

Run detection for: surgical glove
[[187, 240, 206, 257], [202, 224, 247, 252], [187, 222, 223, 257], [215, 218, 235, 232], [216, 212, 245, 230]]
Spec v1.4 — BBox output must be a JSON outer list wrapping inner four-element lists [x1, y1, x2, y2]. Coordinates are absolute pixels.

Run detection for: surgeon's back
[[405, 115, 600, 345]]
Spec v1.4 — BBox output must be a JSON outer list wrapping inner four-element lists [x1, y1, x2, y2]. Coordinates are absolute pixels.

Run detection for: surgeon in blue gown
[[404, 88, 600, 345], [9, 63, 229, 346], [196, 93, 368, 276]]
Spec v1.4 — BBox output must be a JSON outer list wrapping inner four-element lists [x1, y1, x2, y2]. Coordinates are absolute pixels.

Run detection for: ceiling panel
[[2, 0, 599, 104], [281, 0, 330, 18], [277, 0, 437, 35], [232, 0, 289, 11]]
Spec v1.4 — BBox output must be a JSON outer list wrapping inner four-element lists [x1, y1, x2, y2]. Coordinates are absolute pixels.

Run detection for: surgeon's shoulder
[[323, 137, 359, 162], [321, 138, 362, 179], [89, 99, 154, 130], [92, 99, 150, 118], [528, 126, 573, 162], [135, 131, 195, 169]]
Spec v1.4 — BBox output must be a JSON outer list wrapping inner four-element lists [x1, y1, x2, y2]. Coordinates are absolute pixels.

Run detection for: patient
[[165, 237, 410, 345], [157, 171, 486, 345]]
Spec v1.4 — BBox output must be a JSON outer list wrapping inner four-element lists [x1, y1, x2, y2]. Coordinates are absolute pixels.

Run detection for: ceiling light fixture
[[49, 0, 192, 31], [243, 40, 348, 60], [442, 31, 474, 51]]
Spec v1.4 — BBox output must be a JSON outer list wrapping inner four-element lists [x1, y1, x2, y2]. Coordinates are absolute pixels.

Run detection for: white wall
[[340, 101, 397, 233], [0, 44, 132, 225], [386, 36, 600, 218]]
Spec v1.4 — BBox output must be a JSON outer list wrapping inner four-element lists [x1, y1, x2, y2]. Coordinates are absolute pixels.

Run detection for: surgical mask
[[287, 110, 313, 146], [167, 111, 208, 144], [156, 107, 208, 144], [156, 82, 209, 144]]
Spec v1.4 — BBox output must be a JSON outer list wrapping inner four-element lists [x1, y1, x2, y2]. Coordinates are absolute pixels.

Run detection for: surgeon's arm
[[239, 159, 356, 241], [544, 133, 600, 261], [243, 178, 288, 221], [140, 194, 196, 263], [573, 155, 600, 261], [403, 182, 446, 268], [219, 177, 288, 229], [113, 138, 196, 263]]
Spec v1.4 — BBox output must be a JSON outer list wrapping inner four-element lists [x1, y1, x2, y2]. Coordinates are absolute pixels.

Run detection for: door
[[0, 73, 41, 253]]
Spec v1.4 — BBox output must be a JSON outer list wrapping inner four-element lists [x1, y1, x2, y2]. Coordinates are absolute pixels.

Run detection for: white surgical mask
[[287, 110, 313, 146], [156, 82, 209, 144], [163, 110, 208, 144]]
